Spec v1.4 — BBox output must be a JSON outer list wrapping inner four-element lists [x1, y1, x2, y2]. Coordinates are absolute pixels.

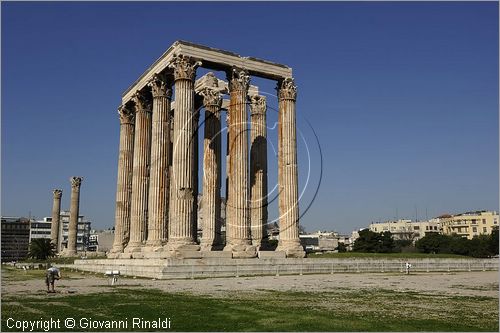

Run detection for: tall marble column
[[50, 189, 63, 252], [276, 78, 305, 257], [249, 95, 269, 249], [200, 74, 223, 250], [125, 91, 152, 253], [145, 74, 172, 250], [167, 55, 201, 252], [110, 105, 135, 255], [224, 68, 256, 257], [66, 177, 82, 256]]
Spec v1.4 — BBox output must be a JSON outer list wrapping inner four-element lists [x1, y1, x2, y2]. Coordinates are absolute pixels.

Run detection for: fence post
[[468, 262, 471, 272], [331, 263, 334, 274], [300, 264, 303, 276], [236, 264, 239, 278], [356, 262, 360, 273], [482, 262, 486, 272], [426, 262, 429, 273], [191, 265, 194, 279], [381, 262, 384, 273]]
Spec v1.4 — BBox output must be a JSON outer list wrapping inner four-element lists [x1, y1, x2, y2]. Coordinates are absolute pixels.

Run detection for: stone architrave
[[66, 177, 83, 256], [125, 91, 152, 253], [224, 68, 256, 257], [50, 189, 63, 252], [249, 95, 269, 249], [145, 74, 172, 251], [200, 74, 223, 250], [276, 78, 305, 258], [110, 105, 135, 256], [166, 55, 201, 253]]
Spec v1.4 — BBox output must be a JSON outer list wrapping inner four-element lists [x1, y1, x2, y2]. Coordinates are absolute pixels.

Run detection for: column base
[[224, 243, 257, 258], [124, 242, 143, 253], [276, 241, 305, 258], [107, 252, 121, 259], [200, 241, 224, 251], [165, 241, 201, 258]]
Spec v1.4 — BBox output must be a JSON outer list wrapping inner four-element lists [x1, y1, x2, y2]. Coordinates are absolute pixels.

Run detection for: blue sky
[[2, 1, 498, 234]]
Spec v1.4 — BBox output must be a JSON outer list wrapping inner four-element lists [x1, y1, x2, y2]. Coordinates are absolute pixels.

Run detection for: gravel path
[[2, 271, 498, 298]]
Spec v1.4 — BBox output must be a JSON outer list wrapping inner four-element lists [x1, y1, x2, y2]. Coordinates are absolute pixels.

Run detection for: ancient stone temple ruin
[[109, 41, 304, 259]]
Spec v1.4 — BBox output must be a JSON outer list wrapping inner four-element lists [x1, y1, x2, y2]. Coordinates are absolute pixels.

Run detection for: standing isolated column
[[249, 95, 269, 249], [224, 68, 256, 257], [50, 189, 63, 252], [110, 105, 135, 256], [125, 91, 152, 254], [200, 74, 223, 250], [167, 55, 201, 252], [145, 74, 172, 251], [66, 177, 83, 256], [276, 78, 305, 258]]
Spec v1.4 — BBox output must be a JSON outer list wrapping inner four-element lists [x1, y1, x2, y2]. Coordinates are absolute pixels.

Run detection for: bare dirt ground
[[2, 270, 498, 298]]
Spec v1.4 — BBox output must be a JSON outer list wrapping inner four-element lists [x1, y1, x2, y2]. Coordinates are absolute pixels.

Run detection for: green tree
[[489, 226, 499, 255], [353, 229, 395, 253], [468, 235, 491, 258], [415, 233, 451, 254], [28, 238, 56, 260], [336, 243, 347, 253]]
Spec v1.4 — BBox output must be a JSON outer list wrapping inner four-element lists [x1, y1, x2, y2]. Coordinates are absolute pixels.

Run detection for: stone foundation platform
[[61, 257, 498, 280]]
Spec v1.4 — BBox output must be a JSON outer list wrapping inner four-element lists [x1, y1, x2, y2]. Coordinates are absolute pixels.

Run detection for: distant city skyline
[[2, 2, 498, 234]]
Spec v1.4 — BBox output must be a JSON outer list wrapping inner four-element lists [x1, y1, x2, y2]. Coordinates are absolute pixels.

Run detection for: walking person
[[405, 261, 412, 275]]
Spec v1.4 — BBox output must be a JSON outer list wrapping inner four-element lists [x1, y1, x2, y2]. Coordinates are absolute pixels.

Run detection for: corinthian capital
[[148, 73, 172, 99], [249, 95, 266, 115], [132, 91, 151, 113], [278, 77, 297, 101], [118, 105, 135, 125], [53, 189, 63, 199], [70, 177, 83, 189], [228, 68, 250, 92], [200, 88, 222, 108], [168, 54, 201, 82]]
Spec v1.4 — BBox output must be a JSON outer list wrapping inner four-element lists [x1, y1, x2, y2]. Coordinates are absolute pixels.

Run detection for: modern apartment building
[[1, 216, 30, 261], [369, 219, 441, 242], [440, 210, 499, 240]]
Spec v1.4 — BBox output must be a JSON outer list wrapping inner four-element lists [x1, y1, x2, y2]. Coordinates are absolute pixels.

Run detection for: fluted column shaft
[[146, 75, 172, 248], [168, 55, 201, 249], [111, 106, 135, 254], [67, 177, 82, 255], [50, 189, 62, 252], [200, 83, 223, 249], [276, 78, 304, 257], [125, 92, 152, 252], [249, 96, 268, 247], [225, 68, 253, 254]]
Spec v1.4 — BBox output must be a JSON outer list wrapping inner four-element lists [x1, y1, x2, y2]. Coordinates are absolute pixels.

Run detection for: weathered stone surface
[[224, 68, 254, 257], [200, 73, 223, 250], [122, 41, 292, 104], [276, 78, 305, 258], [146, 74, 172, 249], [125, 91, 152, 253], [258, 251, 286, 259], [65, 177, 82, 256], [249, 95, 268, 248], [50, 189, 62, 252], [167, 55, 201, 252], [201, 251, 232, 258], [110, 105, 135, 255]]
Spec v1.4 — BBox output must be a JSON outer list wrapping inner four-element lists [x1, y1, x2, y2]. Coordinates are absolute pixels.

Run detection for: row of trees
[[415, 228, 498, 257], [352, 227, 499, 258]]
